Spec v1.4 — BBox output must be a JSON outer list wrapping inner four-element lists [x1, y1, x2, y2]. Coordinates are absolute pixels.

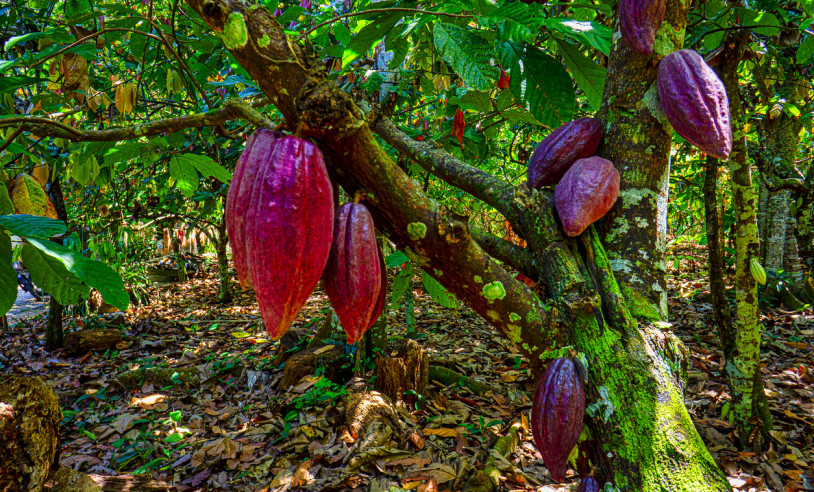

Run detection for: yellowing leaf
[[422, 427, 458, 437], [231, 331, 251, 339], [115, 84, 126, 114], [32, 164, 49, 187], [11, 173, 58, 218]]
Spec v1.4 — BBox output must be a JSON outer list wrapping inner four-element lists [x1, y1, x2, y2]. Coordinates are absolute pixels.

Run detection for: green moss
[[219, 13, 249, 50], [433, 269, 443, 276], [509, 313, 521, 322], [620, 283, 662, 321], [482, 281, 506, 301], [474, 275, 483, 284], [407, 222, 427, 240], [258, 34, 270, 48]]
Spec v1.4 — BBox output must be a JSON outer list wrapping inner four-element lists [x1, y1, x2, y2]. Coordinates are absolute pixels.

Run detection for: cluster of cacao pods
[[527, 118, 620, 237], [619, 3, 732, 159], [531, 358, 585, 483], [225, 129, 386, 343]]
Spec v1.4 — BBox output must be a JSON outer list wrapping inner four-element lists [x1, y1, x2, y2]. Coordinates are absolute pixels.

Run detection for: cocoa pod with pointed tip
[[657, 49, 732, 160], [225, 129, 286, 289], [619, 0, 667, 55], [578, 476, 599, 492], [527, 117, 603, 188], [531, 358, 586, 483], [237, 135, 334, 340], [323, 203, 384, 344], [554, 156, 620, 237]]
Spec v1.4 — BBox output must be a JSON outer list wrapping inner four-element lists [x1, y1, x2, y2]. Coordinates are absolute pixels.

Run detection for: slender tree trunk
[[704, 155, 733, 352], [720, 37, 772, 449], [763, 188, 791, 275], [215, 215, 232, 303], [45, 179, 68, 351]]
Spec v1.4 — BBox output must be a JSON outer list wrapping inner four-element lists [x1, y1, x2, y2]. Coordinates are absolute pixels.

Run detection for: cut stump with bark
[[279, 344, 347, 389], [64, 329, 123, 357], [374, 339, 428, 405], [0, 376, 61, 492], [48, 468, 171, 492]]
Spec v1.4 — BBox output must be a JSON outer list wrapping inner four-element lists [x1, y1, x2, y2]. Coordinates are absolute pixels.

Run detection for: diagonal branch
[[0, 100, 272, 142], [471, 227, 534, 275]]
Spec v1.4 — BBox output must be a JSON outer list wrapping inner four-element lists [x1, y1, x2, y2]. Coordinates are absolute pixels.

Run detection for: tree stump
[[374, 339, 427, 406], [64, 329, 123, 357], [280, 344, 348, 389], [0, 376, 61, 492]]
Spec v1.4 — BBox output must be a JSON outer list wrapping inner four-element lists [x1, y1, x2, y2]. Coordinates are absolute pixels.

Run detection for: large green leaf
[[0, 214, 66, 238], [499, 42, 575, 129], [555, 39, 606, 111], [421, 270, 456, 308], [433, 23, 500, 91], [169, 155, 199, 197], [22, 243, 89, 306], [798, 35, 814, 64], [25, 238, 129, 311], [342, 12, 403, 68], [174, 153, 232, 183], [391, 262, 414, 309], [0, 76, 50, 94], [0, 233, 16, 316], [545, 18, 611, 56]]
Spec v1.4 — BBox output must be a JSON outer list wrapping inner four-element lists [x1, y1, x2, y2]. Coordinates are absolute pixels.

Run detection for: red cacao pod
[[619, 0, 667, 55], [527, 117, 603, 188], [225, 129, 285, 289], [554, 156, 620, 237], [323, 203, 384, 344], [242, 136, 334, 340], [578, 476, 599, 492], [531, 358, 585, 483], [657, 49, 732, 160]]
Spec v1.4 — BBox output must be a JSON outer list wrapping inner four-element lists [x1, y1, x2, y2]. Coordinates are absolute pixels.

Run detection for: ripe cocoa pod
[[619, 0, 667, 55], [657, 49, 732, 160], [225, 129, 285, 289], [527, 117, 603, 188], [578, 476, 599, 492], [554, 157, 620, 237], [531, 358, 586, 483], [323, 203, 384, 344], [242, 135, 334, 340]]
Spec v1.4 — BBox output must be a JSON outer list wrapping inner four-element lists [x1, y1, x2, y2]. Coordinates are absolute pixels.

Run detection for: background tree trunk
[[704, 155, 733, 352], [215, 215, 232, 303]]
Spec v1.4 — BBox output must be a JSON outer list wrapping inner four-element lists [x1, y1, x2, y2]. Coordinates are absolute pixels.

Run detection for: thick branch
[[470, 228, 533, 275], [0, 100, 272, 142]]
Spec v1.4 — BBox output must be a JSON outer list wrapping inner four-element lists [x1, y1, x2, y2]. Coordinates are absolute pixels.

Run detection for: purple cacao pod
[[369, 244, 388, 328], [578, 476, 599, 492], [619, 0, 667, 55], [323, 203, 383, 344], [241, 136, 334, 340], [531, 358, 586, 483], [657, 49, 732, 160], [225, 129, 285, 289], [527, 117, 603, 188], [554, 156, 620, 237]]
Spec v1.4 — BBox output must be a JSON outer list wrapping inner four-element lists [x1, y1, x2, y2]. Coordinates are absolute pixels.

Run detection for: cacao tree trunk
[[215, 215, 232, 303], [45, 179, 68, 351], [719, 36, 772, 449], [185, 1, 729, 489], [703, 154, 733, 351]]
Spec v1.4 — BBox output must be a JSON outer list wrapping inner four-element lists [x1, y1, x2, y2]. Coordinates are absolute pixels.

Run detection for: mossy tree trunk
[[720, 36, 772, 449], [215, 215, 232, 303], [185, 1, 729, 489], [45, 179, 67, 351], [704, 155, 733, 350]]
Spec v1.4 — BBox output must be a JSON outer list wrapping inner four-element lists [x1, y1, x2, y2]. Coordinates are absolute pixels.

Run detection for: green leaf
[[173, 153, 232, 184], [164, 433, 184, 443], [0, 215, 66, 238], [545, 18, 611, 56], [482, 2, 545, 32], [342, 12, 402, 68], [555, 39, 606, 111], [499, 42, 575, 129], [25, 237, 129, 311], [421, 270, 456, 308], [22, 243, 89, 306], [0, 76, 50, 94], [169, 156, 199, 197], [433, 23, 500, 91], [70, 154, 99, 186], [385, 250, 409, 268], [391, 263, 414, 308], [737, 8, 781, 36], [451, 91, 493, 113], [797, 35, 814, 64], [0, 186, 13, 216], [0, 233, 16, 316], [333, 22, 351, 45], [4, 32, 51, 51]]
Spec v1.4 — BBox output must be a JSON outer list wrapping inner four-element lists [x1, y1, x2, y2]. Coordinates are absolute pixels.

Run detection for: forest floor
[[1, 256, 813, 492]]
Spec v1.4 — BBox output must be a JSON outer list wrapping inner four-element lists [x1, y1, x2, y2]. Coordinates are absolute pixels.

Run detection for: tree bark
[[184, 1, 729, 489], [720, 36, 772, 449], [215, 215, 232, 303], [704, 155, 733, 354], [46, 179, 68, 351]]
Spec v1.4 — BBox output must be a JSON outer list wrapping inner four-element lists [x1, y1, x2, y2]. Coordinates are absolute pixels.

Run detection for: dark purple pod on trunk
[[531, 358, 586, 483], [243, 136, 334, 340], [619, 0, 667, 55], [657, 49, 732, 160], [527, 117, 603, 188], [323, 203, 383, 344], [554, 156, 620, 237], [578, 476, 599, 492], [225, 129, 285, 289]]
